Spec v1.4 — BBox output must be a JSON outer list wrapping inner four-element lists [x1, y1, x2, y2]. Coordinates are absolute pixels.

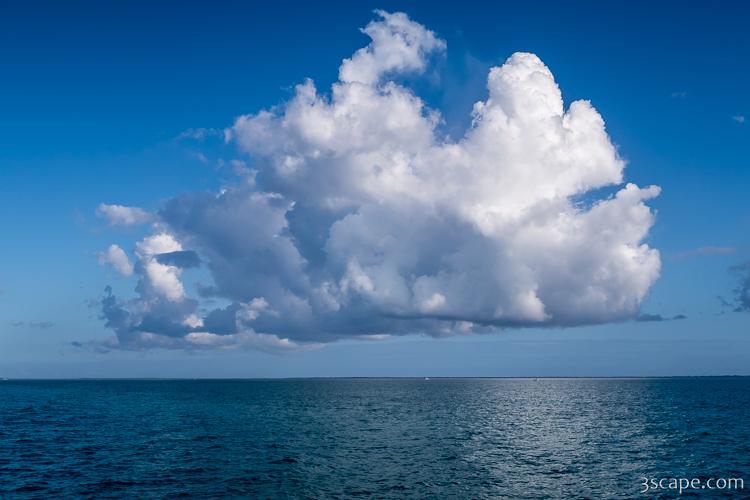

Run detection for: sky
[[1, 0, 749, 378]]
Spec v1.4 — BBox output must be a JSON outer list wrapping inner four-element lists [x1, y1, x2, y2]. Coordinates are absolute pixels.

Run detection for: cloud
[[635, 313, 686, 322], [92, 11, 661, 351], [636, 313, 665, 322], [135, 233, 186, 302], [29, 321, 54, 329], [175, 127, 222, 142], [670, 91, 687, 98], [95, 285, 303, 352], [732, 115, 745, 124], [671, 246, 736, 260], [10, 321, 54, 329], [74, 330, 308, 354], [338, 10, 446, 85], [154, 250, 202, 268], [96, 203, 152, 226], [98, 244, 134, 277], [728, 262, 750, 312]]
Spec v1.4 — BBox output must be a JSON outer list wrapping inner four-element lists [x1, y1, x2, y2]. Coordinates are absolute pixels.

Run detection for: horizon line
[[2, 375, 750, 381]]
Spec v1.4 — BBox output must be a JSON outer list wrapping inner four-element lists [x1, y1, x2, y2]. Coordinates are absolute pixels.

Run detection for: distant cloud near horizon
[[636, 313, 687, 322], [29, 321, 54, 329], [671, 246, 737, 260], [10, 321, 54, 329], [728, 262, 750, 312], [91, 10, 662, 352]]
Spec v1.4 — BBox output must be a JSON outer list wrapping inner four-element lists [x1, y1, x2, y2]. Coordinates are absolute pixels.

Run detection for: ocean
[[1, 378, 749, 498]]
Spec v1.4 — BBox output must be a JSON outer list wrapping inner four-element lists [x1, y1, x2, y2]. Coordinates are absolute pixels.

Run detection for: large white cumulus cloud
[[93, 11, 660, 351]]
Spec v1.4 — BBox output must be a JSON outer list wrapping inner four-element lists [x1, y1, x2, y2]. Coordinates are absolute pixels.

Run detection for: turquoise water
[[1, 378, 749, 498]]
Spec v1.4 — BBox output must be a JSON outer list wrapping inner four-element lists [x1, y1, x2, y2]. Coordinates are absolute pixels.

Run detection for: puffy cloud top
[[339, 10, 446, 85], [93, 11, 660, 351]]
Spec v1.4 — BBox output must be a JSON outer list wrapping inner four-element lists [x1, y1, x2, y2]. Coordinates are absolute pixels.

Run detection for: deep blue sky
[[1, 1, 748, 377]]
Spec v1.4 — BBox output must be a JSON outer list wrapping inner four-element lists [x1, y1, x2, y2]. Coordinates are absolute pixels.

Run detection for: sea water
[[1, 378, 749, 498]]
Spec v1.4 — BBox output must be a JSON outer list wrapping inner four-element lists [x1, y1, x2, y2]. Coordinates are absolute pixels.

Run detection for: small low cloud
[[636, 313, 666, 322], [29, 321, 54, 329], [670, 91, 687, 98], [732, 115, 745, 124], [10, 321, 54, 329], [70, 340, 111, 354], [96, 204, 153, 226], [175, 127, 222, 142], [672, 246, 737, 260], [636, 313, 687, 322]]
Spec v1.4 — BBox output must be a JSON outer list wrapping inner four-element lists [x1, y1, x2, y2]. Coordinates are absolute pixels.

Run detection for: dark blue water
[[1, 378, 749, 498]]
